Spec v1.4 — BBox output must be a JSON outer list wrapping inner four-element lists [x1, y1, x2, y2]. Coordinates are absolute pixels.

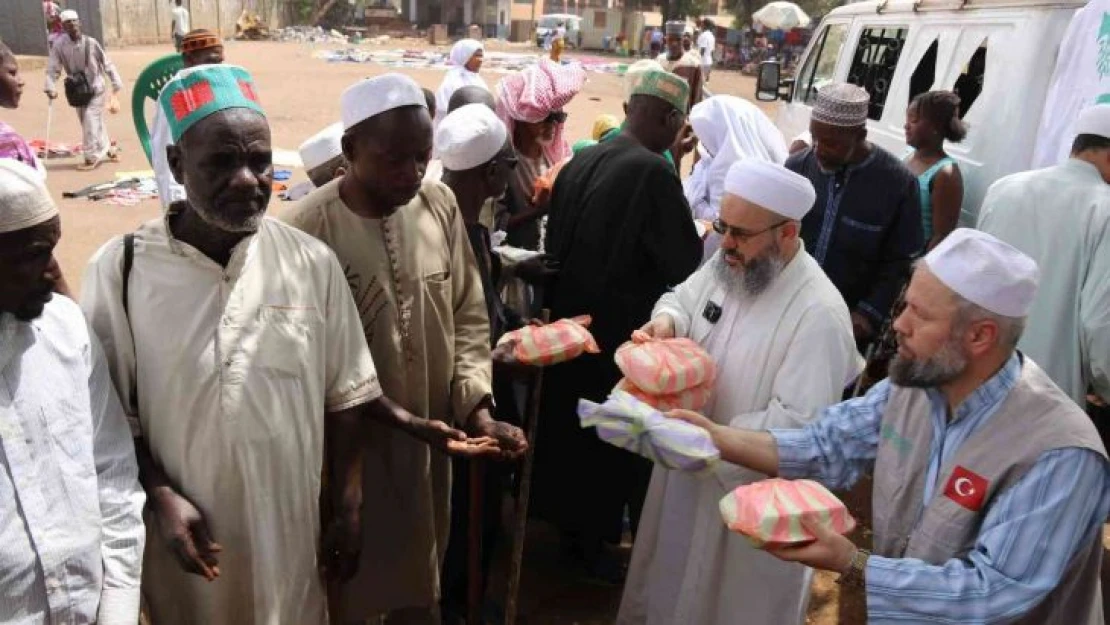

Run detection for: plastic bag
[[615, 336, 716, 395], [495, 315, 599, 365], [719, 478, 856, 549], [613, 377, 714, 411]]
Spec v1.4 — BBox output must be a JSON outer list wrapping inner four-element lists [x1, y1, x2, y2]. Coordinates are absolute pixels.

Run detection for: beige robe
[[279, 178, 492, 619]]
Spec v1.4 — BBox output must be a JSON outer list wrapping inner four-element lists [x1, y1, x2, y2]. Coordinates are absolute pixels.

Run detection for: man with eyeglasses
[[534, 68, 704, 582], [618, 159, 860, 625]]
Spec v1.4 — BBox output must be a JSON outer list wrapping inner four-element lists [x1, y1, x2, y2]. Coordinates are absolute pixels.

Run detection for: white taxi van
[[756, 0, 1083, 224]]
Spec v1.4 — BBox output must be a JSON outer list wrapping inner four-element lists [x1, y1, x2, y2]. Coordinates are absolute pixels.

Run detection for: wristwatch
[[837, 548, 870, 589]]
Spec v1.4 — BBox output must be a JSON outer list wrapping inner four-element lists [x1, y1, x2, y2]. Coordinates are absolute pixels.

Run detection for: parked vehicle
[[756, 0, 1083, 225], [536, 14, 583, 48]]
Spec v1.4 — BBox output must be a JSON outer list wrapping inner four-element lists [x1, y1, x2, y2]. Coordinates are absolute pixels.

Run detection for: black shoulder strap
[[122, 233, 137, 413]]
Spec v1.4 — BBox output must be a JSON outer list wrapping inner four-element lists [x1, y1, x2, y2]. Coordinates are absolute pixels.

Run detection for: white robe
[[617, 245, 862, 625], [434, 40, 488, 126], [1031, 0, 1110, 168], [977, 159, 1110, 404]]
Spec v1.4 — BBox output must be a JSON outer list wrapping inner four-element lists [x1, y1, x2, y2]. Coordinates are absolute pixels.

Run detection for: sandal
[[76, 158, 102, 172]]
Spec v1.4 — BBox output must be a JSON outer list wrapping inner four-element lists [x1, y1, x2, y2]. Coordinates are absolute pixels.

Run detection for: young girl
[[904, 90, 968, 250]]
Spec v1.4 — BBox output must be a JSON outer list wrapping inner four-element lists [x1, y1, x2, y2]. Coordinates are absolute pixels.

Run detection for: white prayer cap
[[341, 73, 427, 131], [922, 228, 1039, 317], [811, 83, 869, 127], [1074, 104, 1110, 140], [60, 9, 79, 22], [299, 122, 344, 171], [435, 104, 507, 172], [723, 159, 816, 220], [0, 159, 59, 234]]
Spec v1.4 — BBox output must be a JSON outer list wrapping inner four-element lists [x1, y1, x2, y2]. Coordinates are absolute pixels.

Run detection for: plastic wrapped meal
[[719, 478, 856, 549], [495, 315, 599, 365]]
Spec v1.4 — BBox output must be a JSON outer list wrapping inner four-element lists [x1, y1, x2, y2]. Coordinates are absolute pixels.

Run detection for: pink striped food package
[[496, 315, 600, 366], [613, 377, 714, 411], [615, 336, 717, 395], [719, 478, 856, 549]]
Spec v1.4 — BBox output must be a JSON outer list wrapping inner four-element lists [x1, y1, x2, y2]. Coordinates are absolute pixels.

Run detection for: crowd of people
[[1, 10, 1109, 625]]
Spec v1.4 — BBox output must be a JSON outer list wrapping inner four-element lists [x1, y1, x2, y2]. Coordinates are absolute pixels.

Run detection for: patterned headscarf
[[496, 58, 586, 164]]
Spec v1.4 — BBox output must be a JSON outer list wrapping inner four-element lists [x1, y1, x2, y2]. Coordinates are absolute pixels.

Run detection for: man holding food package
[[617, 160, 861, 625], [675, 229, 1110, 624]]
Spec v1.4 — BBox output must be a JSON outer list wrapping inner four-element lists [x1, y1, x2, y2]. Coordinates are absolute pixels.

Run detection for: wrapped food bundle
[[578, 390, 720, 472], [495, 315, 599, 365], [615, 336, 717, 396], [719, 478, 856, 549], [613, 377, 714, 411]]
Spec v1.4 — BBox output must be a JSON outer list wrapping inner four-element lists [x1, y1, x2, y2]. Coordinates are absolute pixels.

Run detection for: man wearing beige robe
[[281, 73, 526, 624]]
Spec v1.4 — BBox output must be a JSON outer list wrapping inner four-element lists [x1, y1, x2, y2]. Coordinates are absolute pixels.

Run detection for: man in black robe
[[534, 69, 703, 581]]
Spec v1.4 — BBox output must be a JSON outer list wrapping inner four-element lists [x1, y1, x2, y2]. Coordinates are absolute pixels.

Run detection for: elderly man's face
[[713, 195, 789, 296], [810, 119, 864, 172], [0, 217, 61, 321], [63, 19, 80, 40], [169, 109, 273, 233], [344, 105, 432, 211], [889, 268, 969, 387]]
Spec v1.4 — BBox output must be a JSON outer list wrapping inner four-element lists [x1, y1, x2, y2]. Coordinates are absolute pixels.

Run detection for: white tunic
[[617, 244, 861, 625], [81, 216, 382, 624], [0, 298, 145, 625], [977, 158, 1110, 404]]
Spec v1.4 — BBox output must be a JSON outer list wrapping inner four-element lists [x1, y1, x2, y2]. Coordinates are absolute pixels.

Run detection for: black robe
[[532, 134, 703, 547]]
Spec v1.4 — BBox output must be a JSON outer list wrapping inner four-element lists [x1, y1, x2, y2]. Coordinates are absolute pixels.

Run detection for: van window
[[954, 42, 988, 117], [847, 26, 909, 120], [794, 23, 849, 105], [909, 39, 939, 103]]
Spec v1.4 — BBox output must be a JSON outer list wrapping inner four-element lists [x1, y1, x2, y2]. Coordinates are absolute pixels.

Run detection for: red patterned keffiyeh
[[496, 59, 586, 164]]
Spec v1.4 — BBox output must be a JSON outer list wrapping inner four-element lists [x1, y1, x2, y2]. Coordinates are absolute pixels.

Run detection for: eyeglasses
[[544, 111, 568, 124], [712, 218, 789, 242]]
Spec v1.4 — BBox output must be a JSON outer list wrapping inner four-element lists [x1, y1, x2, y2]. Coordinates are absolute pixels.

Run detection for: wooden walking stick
[[504, 309, 550, 625], [467, 458, 485, 624]]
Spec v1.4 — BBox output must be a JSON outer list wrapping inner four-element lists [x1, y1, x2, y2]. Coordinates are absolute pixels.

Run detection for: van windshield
[[539, 17, 566, 28]]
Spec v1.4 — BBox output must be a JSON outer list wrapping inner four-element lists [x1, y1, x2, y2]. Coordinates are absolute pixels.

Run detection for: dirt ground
[[8, 38, 1106, 625]]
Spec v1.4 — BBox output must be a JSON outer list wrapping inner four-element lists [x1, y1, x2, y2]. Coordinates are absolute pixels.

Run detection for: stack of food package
[[613, 335, 717, 410]]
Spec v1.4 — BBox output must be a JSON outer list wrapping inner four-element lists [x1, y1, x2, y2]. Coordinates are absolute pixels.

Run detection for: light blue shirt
[[771, 355, 1110, 624]]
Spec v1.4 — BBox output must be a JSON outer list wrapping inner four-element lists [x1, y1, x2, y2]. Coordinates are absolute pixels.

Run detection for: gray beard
[[889, 338, 968, 388], [713, 249, 784, 298]]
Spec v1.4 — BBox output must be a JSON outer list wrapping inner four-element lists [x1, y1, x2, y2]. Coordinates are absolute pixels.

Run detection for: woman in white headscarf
[[434, 39, 488, 125], [684, 95, 789, 260]]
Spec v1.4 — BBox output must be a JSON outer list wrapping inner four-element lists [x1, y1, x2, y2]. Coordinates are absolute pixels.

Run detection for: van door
[[778, 19, 852, 141]]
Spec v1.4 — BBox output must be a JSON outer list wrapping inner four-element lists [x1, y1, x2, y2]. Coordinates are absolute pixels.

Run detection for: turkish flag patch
[[943, 465, 989, 512]]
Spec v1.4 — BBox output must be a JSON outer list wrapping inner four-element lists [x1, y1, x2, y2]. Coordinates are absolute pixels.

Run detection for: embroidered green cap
[[628, 69, 689, 113], [158, 65, 265, 143]]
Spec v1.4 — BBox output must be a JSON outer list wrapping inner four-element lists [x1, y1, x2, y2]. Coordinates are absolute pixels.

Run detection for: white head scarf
[[683, 95, 788, 222], [435, 39, 488, 125]]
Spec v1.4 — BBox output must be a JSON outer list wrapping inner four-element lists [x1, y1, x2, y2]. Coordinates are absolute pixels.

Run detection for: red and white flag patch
[[943, 465, 989, 512]]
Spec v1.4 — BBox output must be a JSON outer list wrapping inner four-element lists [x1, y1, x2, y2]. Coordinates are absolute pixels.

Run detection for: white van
[[536, 14, 583, 48], [756, 0, 1082, 225]]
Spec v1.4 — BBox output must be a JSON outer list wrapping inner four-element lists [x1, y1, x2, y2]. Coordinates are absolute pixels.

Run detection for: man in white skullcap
[[786, 82, 922, 353], [280, 73, 526, 625], [619, 160, 860, 625], [657, 20, 702, 110], [0, 159, 145, 625], [978, 103, 1110, 413], [45, 9, 124, 170], [284, 122, 345, 201], [674, 228, 1110, 625]]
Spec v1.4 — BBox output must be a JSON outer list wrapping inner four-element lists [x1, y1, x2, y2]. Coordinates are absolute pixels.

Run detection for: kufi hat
[[723, 159, 815, 220], [0, 160, 59, 234], [1074, 103, 1110, 140], [435, 104, 508, 172], [299, 122, 344, 171], [59, 9, 78, 22], [181, 29, 222, 54], [628, 68, 689, 113], [341, 73, 426, 131], [811, 83, 870, 127], [158, 65, 265, 143], [922, 228, 1039, 317]]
